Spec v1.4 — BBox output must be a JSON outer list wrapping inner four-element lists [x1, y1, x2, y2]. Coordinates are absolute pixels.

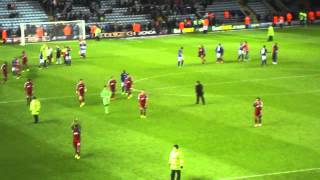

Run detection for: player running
[[120, 70, 128, 95], [100, 85, 111, 114], [215, 43, 224, 64], [138, 90, 148, 118], [177, 47, 184, 67], [253, 97, 263, 127], [24, 79, 33, 105], [108, 76, 117, 99], [198, 45, 206, 64], [76, 79, 87, 107], [79, 39, 87, 58], [21, 51, 29, 72], [125, 74, 133, 99], [260, 45, 268, 66], [71, 119, 81, 159], [1, 62, 8, 83]]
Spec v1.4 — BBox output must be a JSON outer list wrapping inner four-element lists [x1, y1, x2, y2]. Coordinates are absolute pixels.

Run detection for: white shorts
[[80, 50, 86, 54], [203, 26, 208, 31], [121, 82, 125, 87], [12, 67, 15, 72], [238, 50, 244, 55], [66, 56, 71, 60], [261, 55, 267, 61], [39, 59, 44, 63], [178, 56, 183, 61], [216, 53, 221, 58]]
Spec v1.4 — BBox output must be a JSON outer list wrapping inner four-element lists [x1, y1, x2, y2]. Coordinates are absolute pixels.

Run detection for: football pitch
[[1, 26, 320, 180]]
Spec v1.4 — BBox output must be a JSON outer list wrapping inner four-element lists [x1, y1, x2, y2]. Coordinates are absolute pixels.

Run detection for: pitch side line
[[221, 167, 320, 180]]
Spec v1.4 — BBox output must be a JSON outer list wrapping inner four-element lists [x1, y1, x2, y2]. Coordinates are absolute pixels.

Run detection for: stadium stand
[[205, 0, 245, 24], [247, 0, 272, 22], [0, 0, 48, 29]]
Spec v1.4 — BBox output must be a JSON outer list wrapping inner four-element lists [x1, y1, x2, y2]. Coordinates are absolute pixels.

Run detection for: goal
[[20, 20, 86, 45]]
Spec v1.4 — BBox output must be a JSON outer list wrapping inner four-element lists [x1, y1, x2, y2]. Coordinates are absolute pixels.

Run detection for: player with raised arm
[[76, 79, 87, 107], [120, 70, 128, 95], [79, 39, 87, 59], [71, 119, 81, 159], [138, 90, 148, 118], [1, 62, 8, 83], [177, 47, 184, 67], [125, 74, 133, 99], [198, 45, 206, 64], [253, 97, 263, 127], [108, 76, 117, 100], [24, 79, 33, 105]]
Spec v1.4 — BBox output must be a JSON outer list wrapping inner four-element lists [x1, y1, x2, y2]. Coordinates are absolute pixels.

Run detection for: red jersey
[[138, 93, 147, 107], [24, 81, 33, 96], [125, 76, 132, 88], [22, 53, 28, 65], [108, 79, 117, 91], [253, 100, 263, 116], [243, 43, 249, 53], [198, 47, 205, 57], [77, 82, 86, 96], [1, 64, 7, 75], [308, 11, 315, 20], [73, 127, 81, 143]]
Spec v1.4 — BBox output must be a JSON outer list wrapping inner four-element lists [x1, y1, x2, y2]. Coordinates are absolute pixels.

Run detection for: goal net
[[20, 20, 86, 45]]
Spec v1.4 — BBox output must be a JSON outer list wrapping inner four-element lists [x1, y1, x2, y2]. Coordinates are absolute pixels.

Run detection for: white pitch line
[[221, 167, 320, 180], [152, 74, 320, 90]]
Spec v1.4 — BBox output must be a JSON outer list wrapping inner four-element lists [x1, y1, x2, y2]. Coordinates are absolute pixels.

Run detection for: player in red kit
[[71, 119, 81, 159], [21, 51, 29, 72], [253, 97, 263, 127], [138, 90, 148, 118], [125, 74, 133, 99], [198, 45, 206, 64], [76, 79, 87, 107], [1, 62, 8, 83], [24, 79, 33, 105], [108, 76, 117, 100]]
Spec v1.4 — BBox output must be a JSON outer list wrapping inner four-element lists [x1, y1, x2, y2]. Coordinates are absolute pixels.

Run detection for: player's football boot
[[128, 95, 133, 99], [80, 102, 85, 107]]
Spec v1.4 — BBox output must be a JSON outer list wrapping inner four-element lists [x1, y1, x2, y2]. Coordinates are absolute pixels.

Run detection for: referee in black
[[195, 81, 205, 105]]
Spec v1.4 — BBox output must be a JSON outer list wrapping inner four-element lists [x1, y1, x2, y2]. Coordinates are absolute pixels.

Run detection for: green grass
[[1, 26, 320, 180]]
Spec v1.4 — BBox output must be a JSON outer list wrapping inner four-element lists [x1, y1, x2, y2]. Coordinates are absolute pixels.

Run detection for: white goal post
[[20, 20, 86, 45]]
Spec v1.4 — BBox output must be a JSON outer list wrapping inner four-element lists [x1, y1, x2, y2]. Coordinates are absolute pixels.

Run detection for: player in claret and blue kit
[[76, 79, 87, 107], [71, 120, 81, 160], [125, 74, 133, 99], [108, 76, 117, 100], [24, 79, 33, 105], [138, 90, 148, 118], [120, 70, 128, 95]]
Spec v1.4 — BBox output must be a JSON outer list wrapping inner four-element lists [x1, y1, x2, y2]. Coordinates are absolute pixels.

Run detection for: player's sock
[[105, 106, 109, 114]]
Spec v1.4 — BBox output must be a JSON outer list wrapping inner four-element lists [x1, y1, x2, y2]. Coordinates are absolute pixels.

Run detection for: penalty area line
[[221, 167, 320, 180]]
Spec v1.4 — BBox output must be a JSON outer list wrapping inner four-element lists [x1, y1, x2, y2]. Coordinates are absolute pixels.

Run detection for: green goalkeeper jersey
[[100, 88, 111, 105]]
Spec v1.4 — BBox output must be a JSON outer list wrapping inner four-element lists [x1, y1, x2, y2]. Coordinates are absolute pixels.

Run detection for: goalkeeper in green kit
[[100, 85, 111, 114]]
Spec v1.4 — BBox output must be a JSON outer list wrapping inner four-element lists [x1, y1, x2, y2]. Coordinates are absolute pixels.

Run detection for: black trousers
[[33, 115, 39, 123], [196, 94, 205, 104], [171, 170, 181, 180]]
